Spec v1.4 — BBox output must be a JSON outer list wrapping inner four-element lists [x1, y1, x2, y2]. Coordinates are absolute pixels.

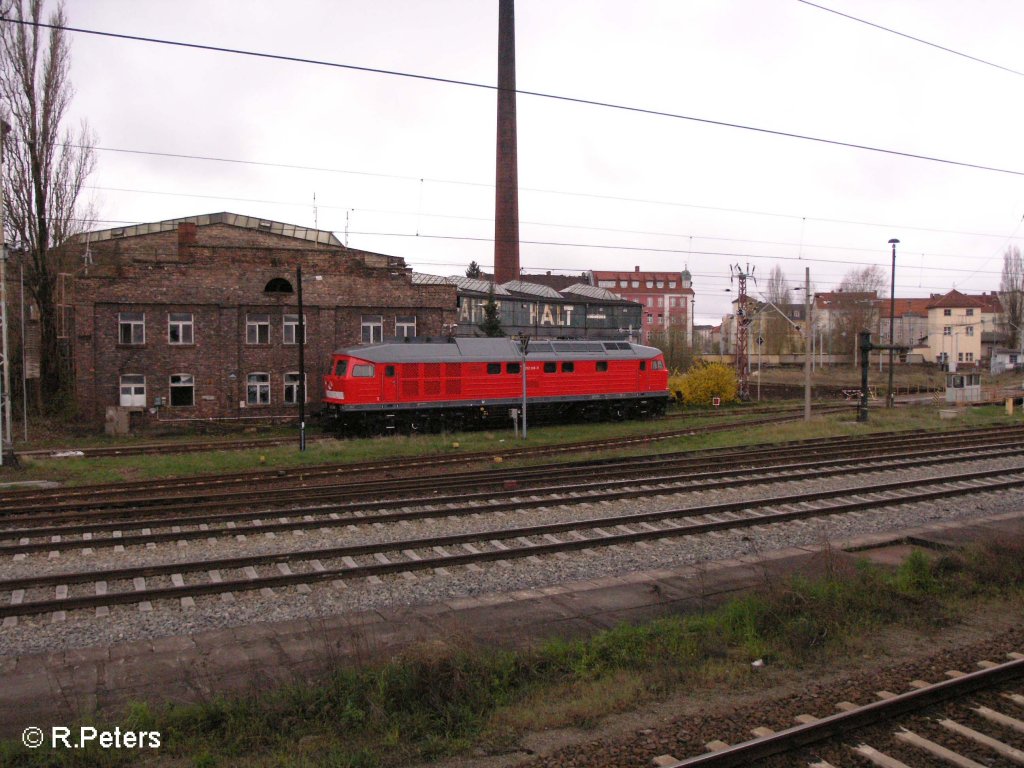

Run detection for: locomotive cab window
[[639, 361, 647, 371], [506, 362, 520, 374], [486, 363, 501, 375], [333, 360, 348, 377], [543, 362, 556, 373], [352, 364, 375, 378], [596, 361, 608, 372], [384, 365, 396, 377], [561, 362, 575, 373]]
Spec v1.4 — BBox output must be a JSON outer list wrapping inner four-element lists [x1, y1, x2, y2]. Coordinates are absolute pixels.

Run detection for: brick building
[[68, 213, 456, 424], [588, 267, 694, 345]]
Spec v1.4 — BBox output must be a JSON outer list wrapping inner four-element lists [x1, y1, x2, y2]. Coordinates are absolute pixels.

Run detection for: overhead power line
[[78, 144, 1024, 242], [346, 230, 1004, 277], [796, 0, 1024, 78], [9, 17, 1024, 179], [84, 182, 1003, 259]]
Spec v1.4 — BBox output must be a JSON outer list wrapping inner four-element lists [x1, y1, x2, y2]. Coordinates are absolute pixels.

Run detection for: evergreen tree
[[478, 284, 504, 337], [465, 260, 482, 279]]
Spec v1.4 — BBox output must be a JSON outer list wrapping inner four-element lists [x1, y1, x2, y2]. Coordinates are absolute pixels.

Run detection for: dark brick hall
[[68, 213, 456, 426]]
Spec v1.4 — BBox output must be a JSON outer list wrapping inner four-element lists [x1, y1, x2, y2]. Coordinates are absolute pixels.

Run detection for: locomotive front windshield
[[332, 360, 347, 376]]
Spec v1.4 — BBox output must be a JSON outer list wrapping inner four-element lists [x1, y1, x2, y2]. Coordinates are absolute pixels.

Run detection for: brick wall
[[71, 223, 456, 423]]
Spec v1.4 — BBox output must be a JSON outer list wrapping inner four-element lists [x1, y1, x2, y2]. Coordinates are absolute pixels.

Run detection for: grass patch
[[2, 403, 1017, 488], [4, 538, 1023, 767]]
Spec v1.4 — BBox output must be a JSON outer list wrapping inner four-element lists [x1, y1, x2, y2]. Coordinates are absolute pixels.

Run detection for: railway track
[[3, 463, 1023, 622], [5, 432, 1024, 554], [663, 652, 1024, 767], [0, 406, 853, 513], [2, 422, 1021, 523]]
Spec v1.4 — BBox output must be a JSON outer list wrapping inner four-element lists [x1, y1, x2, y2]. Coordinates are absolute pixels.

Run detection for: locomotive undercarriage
[[324, 396, 668, 436]]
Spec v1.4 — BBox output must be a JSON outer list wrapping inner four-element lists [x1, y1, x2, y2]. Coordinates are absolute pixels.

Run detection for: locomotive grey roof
[[334, 337, 662, 363]]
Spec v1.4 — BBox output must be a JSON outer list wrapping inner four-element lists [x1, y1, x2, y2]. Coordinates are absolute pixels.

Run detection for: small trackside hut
[[322, 337, 669, 434]]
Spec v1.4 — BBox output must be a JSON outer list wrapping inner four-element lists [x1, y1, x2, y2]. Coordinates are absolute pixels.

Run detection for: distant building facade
[[588, 267, 694, 345]]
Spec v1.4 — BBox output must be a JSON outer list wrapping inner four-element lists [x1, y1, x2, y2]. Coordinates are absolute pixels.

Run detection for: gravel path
[[2, 453, 1023, 657]]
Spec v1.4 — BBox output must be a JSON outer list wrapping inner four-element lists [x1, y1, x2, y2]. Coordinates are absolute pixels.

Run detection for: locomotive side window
[[652, 360, 666, 370], [506, 362, 521, 374], [352, 364, 375, 378], [596, 361, 608, 372], [487, 363, 501, 374], [333, 360, 348, 376], [384, 365, 396, 377], [543, 362, 556, 373], [562, 362, 575, 373], [639, 361, 647, 371]]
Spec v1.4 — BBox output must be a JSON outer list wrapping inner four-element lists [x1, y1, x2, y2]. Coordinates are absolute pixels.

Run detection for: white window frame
[[943, 326, 952, 336], [118, 312, 145, 345], [169, 373, 195, 407], [283, 314, 306, 345], [361, 315, 383, 344], [966, 326, 974, 336], [119, 374, 146, 406], [246, 314, 270, 345], [168, 313, 194, 345], [283, 372, 307, 404], [395, 315, 417, 338], [246, 372, 271, 405]]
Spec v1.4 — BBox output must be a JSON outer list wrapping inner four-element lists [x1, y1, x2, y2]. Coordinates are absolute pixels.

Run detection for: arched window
[[264, 278, 293, 293]]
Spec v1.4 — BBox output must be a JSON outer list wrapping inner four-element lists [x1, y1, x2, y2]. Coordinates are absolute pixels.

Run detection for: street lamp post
[[887, 238, 899, 408]]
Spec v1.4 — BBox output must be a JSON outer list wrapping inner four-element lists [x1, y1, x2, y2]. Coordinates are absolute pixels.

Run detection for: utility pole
[[730, 263, 756, 401], [296, 265, 306, 452], [0, 120, 10, 466], [804, 266, 811, 421], [520, 335, 529, 438]]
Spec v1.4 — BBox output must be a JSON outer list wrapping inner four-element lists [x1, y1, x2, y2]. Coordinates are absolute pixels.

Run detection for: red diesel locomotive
[[321, 337, 669, 434]]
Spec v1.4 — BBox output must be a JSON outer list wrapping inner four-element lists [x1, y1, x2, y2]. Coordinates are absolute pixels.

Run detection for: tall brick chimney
[[493, 0, 519, 285]]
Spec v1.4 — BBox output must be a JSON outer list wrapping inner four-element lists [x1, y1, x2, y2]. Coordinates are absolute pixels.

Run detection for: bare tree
[[999, 246, 1024, 350], [0, 0, 96, 411], [829, 265, 884, 358], [762, 264, 792, 355]]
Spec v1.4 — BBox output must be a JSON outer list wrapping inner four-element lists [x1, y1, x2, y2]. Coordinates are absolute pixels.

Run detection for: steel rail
[[4, 440, 1024, 555], [667, 655, 1024, 767], [0, 417, 1010, 519], [5, 426, 1019, 529], [3, 466, 1024, 618], [0, 406, 856, 508]]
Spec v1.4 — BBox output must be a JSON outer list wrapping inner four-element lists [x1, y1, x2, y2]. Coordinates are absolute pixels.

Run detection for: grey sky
[[59, 0, 1024, 322]]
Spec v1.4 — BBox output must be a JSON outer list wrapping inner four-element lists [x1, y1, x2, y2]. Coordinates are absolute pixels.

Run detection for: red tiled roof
[[926, 289, 989, 309], [874, 297, 932, 317]]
